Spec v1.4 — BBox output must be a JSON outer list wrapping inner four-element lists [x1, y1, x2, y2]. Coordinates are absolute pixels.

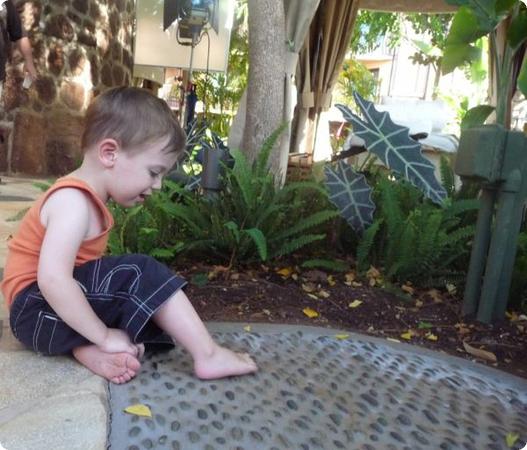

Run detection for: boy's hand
[[98, 328, 138, 356]]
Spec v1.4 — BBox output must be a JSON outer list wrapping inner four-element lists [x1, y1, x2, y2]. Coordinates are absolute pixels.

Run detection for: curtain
[[291, 0, 359, 157]]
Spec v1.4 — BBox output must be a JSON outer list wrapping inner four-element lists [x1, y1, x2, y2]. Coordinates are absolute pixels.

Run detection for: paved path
[[109, 323, 527, 450], [0, 176, 109, 450], [1, 177, 526, 450]]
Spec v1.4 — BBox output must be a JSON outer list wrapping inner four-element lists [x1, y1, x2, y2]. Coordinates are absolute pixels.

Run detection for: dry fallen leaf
[[307, 293, 318, 300], [276, 267, 293, 277], [348, 300, 363, 308], [344, 271, 356, 284], [303, 307, 319, 318], [327, 275, 336, 286], [427, 288, 443, 302], [243, 325, 252, 332], [463, 341, 497, 363], [386, 337, 401, 343], [446, 283, 457, 295], [505, 432, 519, 448], [400, 330, 414, 340], [317, 289, 330, 299], [301, 282, 317, 293], [415, 299, 424, 308], [335, 334, 349, 340], [124, 404, 152, 417], [401, 283, 415, 295], [426, 332, 438, 341]]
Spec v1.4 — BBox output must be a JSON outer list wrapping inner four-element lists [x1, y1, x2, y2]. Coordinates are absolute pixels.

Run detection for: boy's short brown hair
[[81, 87, 186, 154]]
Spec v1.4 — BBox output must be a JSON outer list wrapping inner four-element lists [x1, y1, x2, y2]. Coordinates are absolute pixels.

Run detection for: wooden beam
[[358, 0, 457, 13]]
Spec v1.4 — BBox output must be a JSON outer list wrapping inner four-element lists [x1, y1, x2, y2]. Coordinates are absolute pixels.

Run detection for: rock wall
[[0, 0, 135, 176]]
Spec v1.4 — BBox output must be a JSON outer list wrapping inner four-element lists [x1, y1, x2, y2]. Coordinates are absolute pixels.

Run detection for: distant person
[[0, 0, 37, 98], [1, 87, 258, 384]]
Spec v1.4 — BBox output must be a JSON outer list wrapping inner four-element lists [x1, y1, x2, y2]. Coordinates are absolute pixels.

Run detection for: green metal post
[[477, 170, 522, 323], [494, 171, 527, 320], [462, 186, 496, 316], [493, 133, 527, 320]]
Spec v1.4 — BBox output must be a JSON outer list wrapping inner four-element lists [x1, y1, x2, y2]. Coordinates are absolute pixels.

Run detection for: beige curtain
[[291, 0, 359, 155]]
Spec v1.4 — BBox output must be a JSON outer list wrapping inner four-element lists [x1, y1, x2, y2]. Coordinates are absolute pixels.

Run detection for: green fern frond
[[243, 228, 268, 261], [255, 122, 288, 177], [439, 155, 456, 197], [357, 218, 383, 271], [271, 233, 326, 258], [271, 210, 339, 241]]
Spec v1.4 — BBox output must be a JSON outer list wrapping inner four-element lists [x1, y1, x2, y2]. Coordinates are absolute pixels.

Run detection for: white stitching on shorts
[[97, 264, 142, 295]]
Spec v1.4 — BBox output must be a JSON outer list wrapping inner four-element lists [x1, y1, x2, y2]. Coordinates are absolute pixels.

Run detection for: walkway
[[1, 177, 526, 450]]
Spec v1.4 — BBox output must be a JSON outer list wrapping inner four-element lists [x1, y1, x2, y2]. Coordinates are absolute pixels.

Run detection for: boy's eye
[[149, 170, 160, 177]]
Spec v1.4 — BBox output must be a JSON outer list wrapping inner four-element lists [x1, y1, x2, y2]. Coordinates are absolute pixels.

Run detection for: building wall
[[0, 0, 135, 176]]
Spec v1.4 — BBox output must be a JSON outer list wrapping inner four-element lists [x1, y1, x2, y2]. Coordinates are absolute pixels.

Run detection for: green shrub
[[109, 127, 338, 267], [356, 174, 479, 287]]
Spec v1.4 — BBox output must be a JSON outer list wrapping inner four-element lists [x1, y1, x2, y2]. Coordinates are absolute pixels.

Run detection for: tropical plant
[[335, 59, 378, 104], [442, 0, 527, 127], [325, 93, 447, 234]]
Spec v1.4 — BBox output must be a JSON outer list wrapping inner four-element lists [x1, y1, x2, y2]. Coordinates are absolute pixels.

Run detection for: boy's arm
[[37, 188, 136, 354]]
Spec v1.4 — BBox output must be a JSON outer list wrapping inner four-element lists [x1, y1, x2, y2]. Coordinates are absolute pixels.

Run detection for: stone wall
[[0, 0, 135, 176]]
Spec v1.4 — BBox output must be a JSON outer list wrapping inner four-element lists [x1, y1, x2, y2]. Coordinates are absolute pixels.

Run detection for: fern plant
[[357, 174, 480, 287], [109, 126, 339, 267]]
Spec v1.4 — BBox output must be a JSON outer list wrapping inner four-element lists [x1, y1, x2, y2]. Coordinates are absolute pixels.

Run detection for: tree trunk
[[242, 0, 285, 174]]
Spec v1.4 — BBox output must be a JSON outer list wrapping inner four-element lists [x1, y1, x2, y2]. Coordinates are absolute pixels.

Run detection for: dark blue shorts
[[9, 254, 187, 355]]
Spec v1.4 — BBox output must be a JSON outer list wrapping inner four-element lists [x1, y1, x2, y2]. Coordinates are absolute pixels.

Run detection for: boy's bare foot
[[72, 344, 142, 384], [193, 345, 258, 380]]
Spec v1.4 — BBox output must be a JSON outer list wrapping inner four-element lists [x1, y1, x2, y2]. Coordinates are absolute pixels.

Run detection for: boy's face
[[108, 136, 178, 207]]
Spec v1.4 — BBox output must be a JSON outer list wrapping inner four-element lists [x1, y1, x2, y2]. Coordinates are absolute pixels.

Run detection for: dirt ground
[[179, 263, 527, 379]]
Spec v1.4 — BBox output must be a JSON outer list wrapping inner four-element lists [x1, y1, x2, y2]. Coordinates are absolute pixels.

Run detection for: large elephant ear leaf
[[335, 93, 447, 205], [324, 161, 375, 233]]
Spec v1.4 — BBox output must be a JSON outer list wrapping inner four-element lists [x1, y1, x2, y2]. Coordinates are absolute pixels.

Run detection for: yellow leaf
[[276, 267, 293, 277], [327, 275, 336, 286], [401, 284, 414, 295], [463, 341, 497, 363], [348, 300, 363, 308], [344, 271, 356, 283], [302, 282, 316, 293], [446, 283, 457, 295], [426, 332, 438, 341], [505, 432, 519, 448], [506, 311, 519, 322], [400, 330, 414, 340], [366, 266, 381, 279], [303, 307, 319, 318], [335, 334, 349, 340], [243, 325, 252, 332], [124, 404, 152, 417]]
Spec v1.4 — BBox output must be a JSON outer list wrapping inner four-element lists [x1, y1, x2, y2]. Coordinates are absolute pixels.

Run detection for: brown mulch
[[179, 264, 527, 379]]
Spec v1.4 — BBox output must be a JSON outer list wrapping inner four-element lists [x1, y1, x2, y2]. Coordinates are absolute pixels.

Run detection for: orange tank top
[[1, 178, 114, 308]]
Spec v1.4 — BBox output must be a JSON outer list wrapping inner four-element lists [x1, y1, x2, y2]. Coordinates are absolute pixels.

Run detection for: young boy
[[1, 87, 257, 384]]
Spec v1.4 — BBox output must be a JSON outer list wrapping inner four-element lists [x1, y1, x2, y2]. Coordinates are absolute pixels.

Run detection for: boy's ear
[[98, 139, 120, 168]]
